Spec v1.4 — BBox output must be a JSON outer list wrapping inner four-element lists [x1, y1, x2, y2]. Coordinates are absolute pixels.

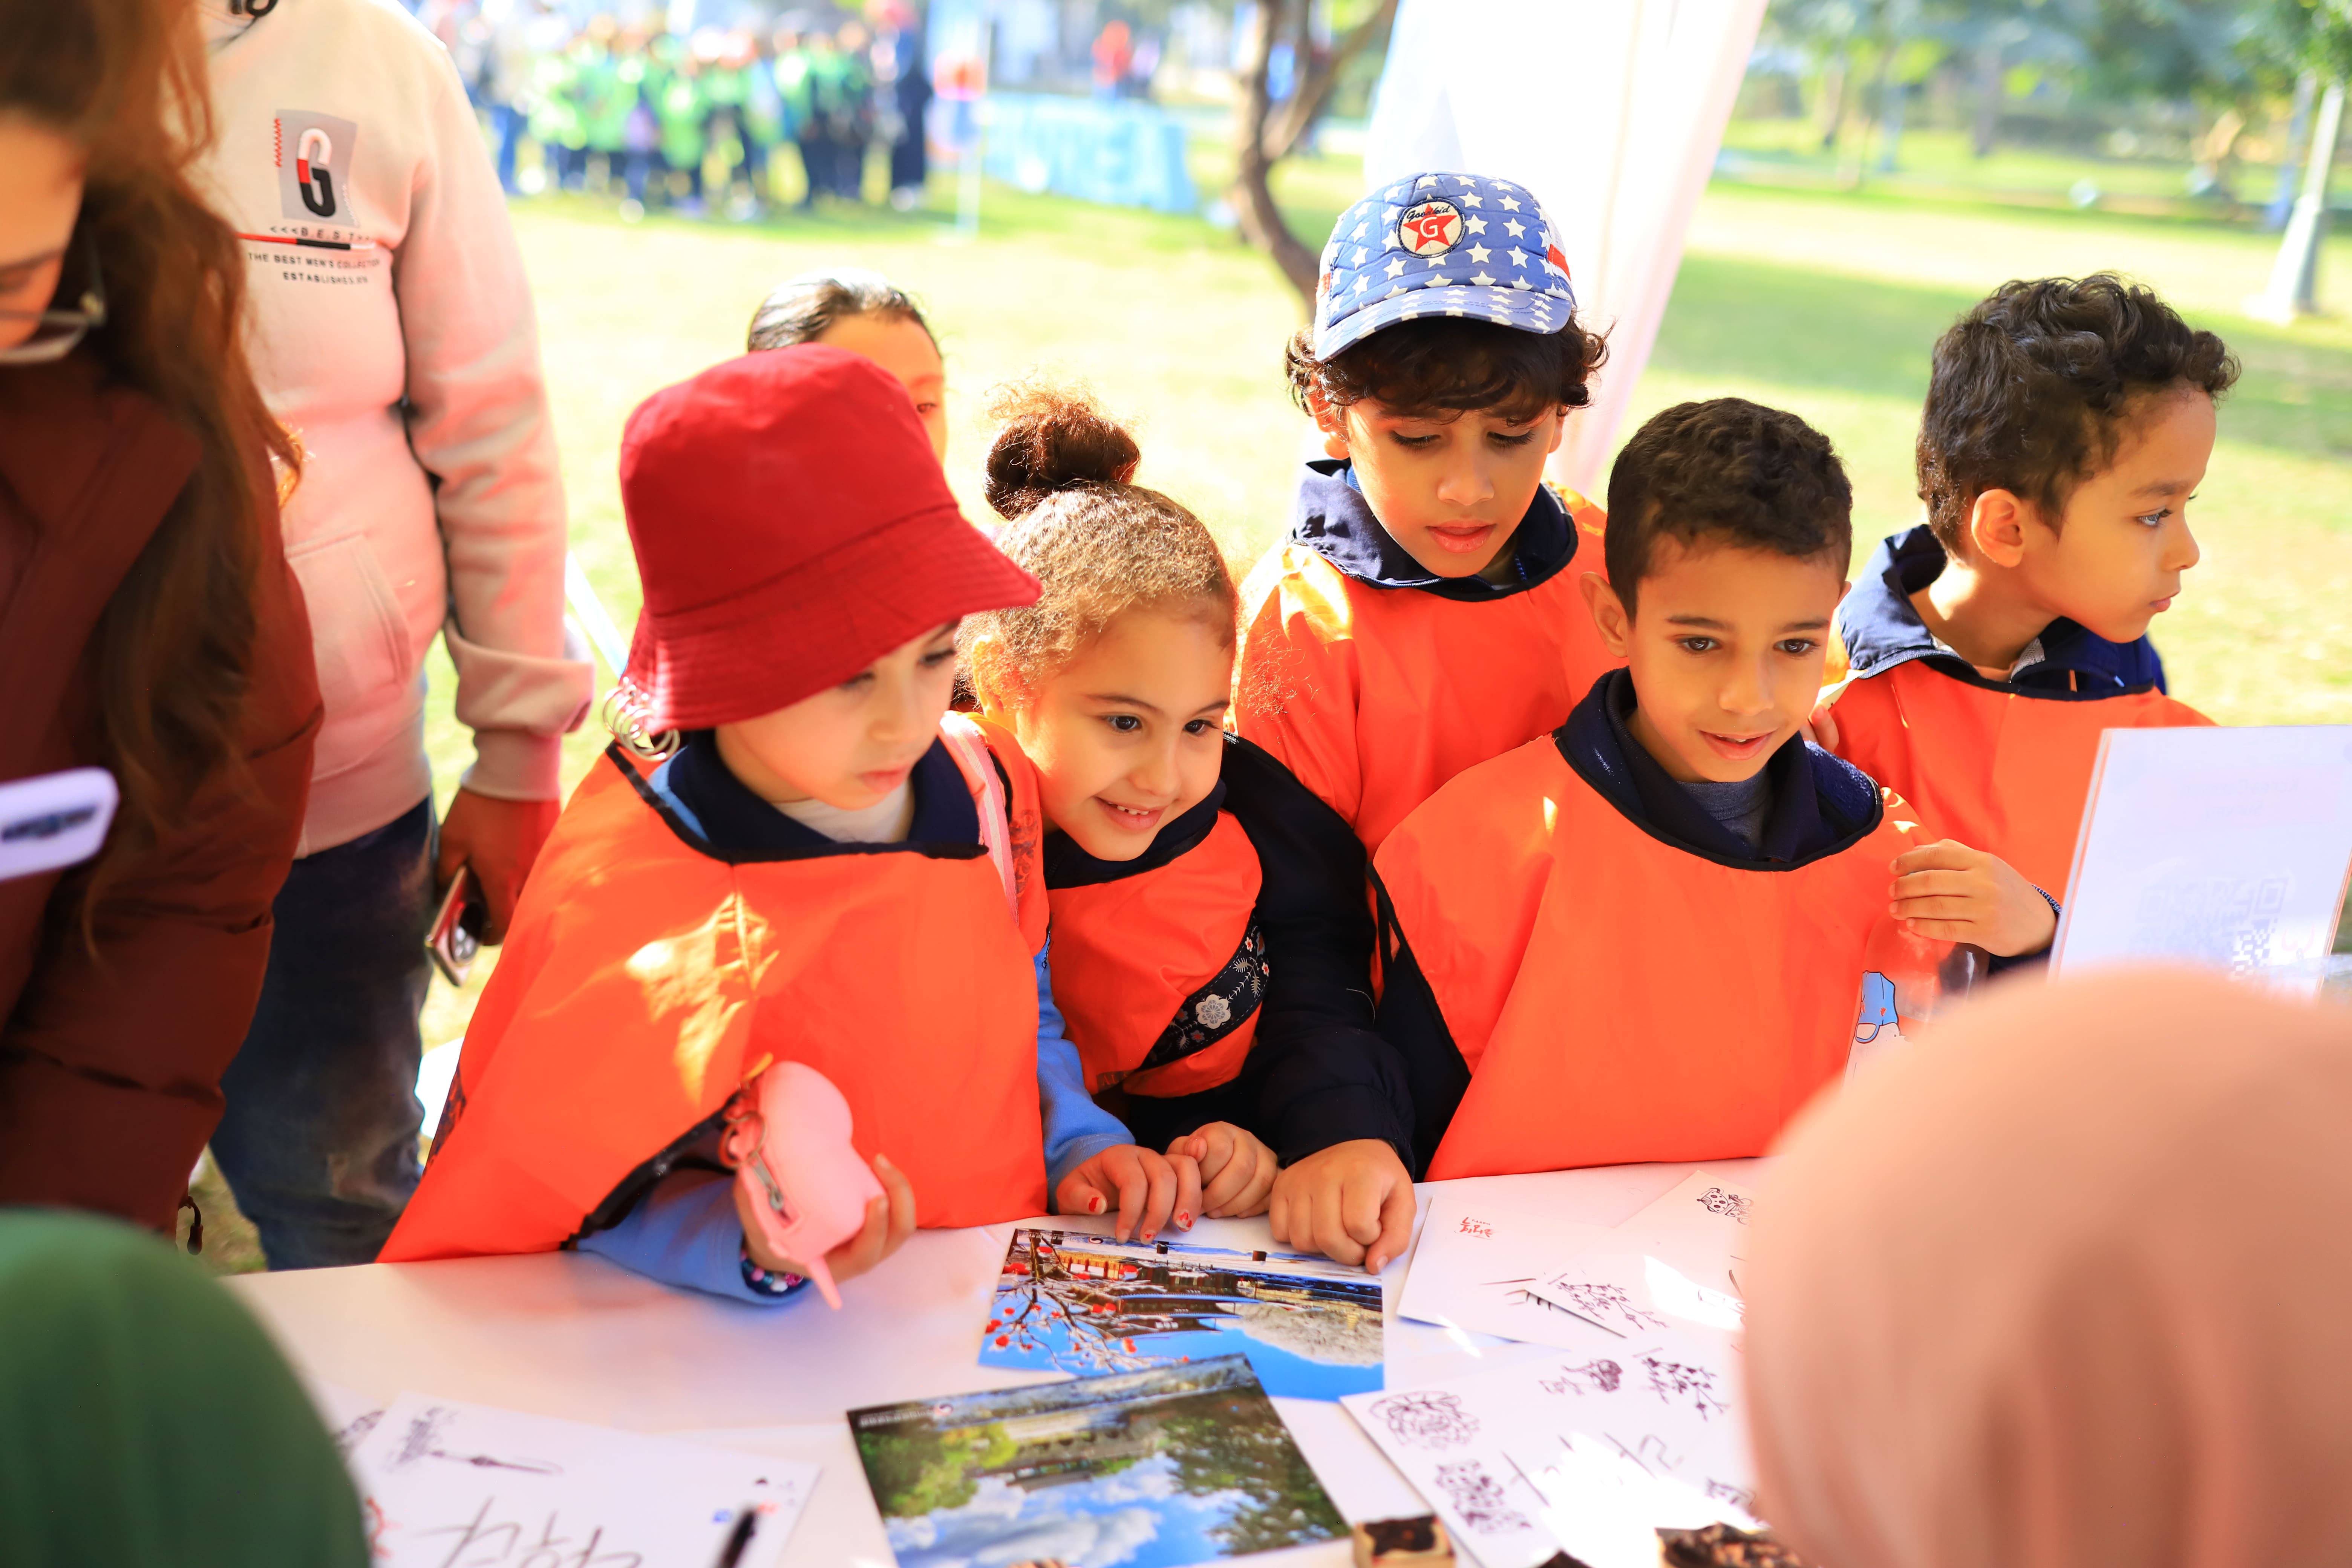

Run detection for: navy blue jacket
[[1291, 459, 1581, 600]]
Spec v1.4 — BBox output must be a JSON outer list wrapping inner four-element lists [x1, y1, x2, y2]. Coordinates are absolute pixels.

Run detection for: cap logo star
[[1397, 198, 1465, 257]]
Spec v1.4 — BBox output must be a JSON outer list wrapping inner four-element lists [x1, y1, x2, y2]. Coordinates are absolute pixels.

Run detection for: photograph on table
[[978, 1227, 1385, 1400], [850, 1355, 1348, 1568]]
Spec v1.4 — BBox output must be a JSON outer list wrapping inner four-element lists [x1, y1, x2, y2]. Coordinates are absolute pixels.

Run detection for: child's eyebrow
[[1663, 614, 1731, 629], [1083, 692, 1167, 716], [2129, 477, 2198, 498]]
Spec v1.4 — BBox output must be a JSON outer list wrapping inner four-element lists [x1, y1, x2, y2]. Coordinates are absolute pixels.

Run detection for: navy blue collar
[[1836, 525, 2169, 698], [1555, 669, 1882, 868], [1290, 458, 1576, 601], [663, 732, 977, 853], [1043, 779, 1227, 888]]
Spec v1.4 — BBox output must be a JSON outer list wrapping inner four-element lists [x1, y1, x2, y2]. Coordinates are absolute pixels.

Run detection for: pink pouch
[[721, 1062, 885, 1308]]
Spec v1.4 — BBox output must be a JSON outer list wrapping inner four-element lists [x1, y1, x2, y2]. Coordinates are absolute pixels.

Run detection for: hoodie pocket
[[285, 531, 413, 777]]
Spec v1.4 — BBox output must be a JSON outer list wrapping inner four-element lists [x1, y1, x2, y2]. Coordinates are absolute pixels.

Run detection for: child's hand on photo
[[1890, 841, 2057, 957], [734, 1153, 917, 1290], [1057, 1144, 1202, 1242], [1167, 1123, 1277, 1219], [1267, 1138, 1416, 1274]]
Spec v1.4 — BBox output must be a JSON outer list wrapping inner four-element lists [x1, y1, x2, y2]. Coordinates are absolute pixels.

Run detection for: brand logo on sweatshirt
[[273, 109, 358, 226]]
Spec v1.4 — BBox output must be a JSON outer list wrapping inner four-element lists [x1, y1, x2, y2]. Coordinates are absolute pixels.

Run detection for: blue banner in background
[[983, 93, 1199, 214]]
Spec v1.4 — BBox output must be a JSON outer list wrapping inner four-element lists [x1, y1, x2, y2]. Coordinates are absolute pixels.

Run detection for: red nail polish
[[1177, 1212, 1191, 1227]]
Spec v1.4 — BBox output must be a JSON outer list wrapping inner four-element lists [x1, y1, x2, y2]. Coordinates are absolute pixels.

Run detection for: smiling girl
[[963, 385, 1419, 1261]]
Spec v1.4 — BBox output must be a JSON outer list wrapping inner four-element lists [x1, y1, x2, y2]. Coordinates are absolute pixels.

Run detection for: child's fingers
[[1129, 1152, 1179, 1243], [1807, 701, 1841, 753], [1890, 841, 1976, 877], [1109, 1156, 1151, 1242], [1902, 917, 1984, 942], [1199, 1138, 1260, 1215], [1890, 893, 1983, 922], [876, 1154, 917, 1250], [1170, 1153, 1202, 1233], [1361, 1180, 1418, 1275], [1217, 1156, 1276, 1220], [1309, 1183, 1370, 1266], [1891, 868, 1982, 901]]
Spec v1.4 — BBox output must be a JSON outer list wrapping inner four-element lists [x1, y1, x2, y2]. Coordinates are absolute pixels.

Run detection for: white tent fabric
[[1363, 0, 1767, 499]]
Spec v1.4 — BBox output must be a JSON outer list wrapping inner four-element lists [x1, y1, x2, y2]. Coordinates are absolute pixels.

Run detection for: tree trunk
[[1970, 38, 2001, 158], [1228, 0, 1400, 311], [1816, 51, 1847, 152]]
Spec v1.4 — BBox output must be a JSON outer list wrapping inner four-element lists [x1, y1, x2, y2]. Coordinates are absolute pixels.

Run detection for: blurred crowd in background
[[413, 0, 942, 217]]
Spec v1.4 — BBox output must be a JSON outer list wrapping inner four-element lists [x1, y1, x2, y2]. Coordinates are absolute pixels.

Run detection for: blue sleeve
[[1036, 944, 1132, 1203], [574, 1168, 809, 1306]]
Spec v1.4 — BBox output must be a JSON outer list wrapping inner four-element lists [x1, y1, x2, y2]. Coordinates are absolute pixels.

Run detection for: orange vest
[[1233, 487, 1617, 854], [1047, 810, 1266, 1098], [1820, 658, 2212, 900], [1375, 735, 1948, 1182], [381, 717, 1052, 1262]]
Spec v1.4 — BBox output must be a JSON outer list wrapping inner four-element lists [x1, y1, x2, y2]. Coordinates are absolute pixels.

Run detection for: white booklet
[[346, 1393, 818, 1567], [1393, 1182, 1619, 1351], [2055, 725, 2352, 994], [1522, 1169, 1755, 1337], [1342, 1331, 1754, 1568]]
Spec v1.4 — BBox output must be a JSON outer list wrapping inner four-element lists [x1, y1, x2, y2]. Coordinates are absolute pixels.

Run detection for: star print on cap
[[1311, 171, 1577, 359]]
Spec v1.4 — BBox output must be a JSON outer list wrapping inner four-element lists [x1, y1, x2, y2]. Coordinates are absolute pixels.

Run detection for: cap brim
[[1315, 282, 1575, 360]]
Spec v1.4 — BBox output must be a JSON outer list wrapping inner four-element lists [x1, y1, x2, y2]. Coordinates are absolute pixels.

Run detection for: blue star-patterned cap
[[1312, 171, 1577, 359]]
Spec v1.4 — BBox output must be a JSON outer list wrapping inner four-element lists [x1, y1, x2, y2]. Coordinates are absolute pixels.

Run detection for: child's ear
[[1308, 388, 1351, 461], [1579, 570, 1634, 657], [1965, 489, 2035, 570], [1542, 404, 1570, 456]]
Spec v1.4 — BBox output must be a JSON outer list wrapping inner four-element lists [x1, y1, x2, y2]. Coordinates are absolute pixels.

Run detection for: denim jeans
[[211, 796, 434, 1269]]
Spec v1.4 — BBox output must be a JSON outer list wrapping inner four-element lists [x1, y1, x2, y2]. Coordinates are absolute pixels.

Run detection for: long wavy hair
[[2, 0, 297, 916]]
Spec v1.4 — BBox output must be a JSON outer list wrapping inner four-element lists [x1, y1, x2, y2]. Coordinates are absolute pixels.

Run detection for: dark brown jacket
[[0, 355, 322, 1233]]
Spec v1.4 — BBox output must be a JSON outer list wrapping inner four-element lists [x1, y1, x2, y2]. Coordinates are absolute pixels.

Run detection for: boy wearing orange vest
[[1369, 398, 2058, 1187], [1240, 173, 1620, 1266], [382, 348, 1199, 1300], [1815, 276, 2235, 899], [1234, 170, 1617, 862]]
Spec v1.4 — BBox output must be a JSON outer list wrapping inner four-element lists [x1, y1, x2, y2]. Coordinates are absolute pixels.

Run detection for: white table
[[230, 1161, 1751, 1566]]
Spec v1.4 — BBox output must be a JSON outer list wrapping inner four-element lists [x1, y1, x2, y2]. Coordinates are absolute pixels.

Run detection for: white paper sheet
[[1393, 1184, 1618, 1350], [1341, 1332, 1753, 1568], [2055, 726, 2352, 994], [1524, 1170, 1756, 1335], [347, 1393, 818, 1567]]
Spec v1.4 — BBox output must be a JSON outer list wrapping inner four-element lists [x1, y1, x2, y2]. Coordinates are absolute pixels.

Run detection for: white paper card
[[1394, 1184, 1618, 1351], [347, 1393, 817, 1567], [1341, 1332, 1753, 1568], [2055, 726, 2352, 994], [1524, 1170, 1755, 1335]]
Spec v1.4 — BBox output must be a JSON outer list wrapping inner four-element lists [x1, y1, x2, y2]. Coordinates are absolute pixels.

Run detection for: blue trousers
[[212, 797, 434, 1269]]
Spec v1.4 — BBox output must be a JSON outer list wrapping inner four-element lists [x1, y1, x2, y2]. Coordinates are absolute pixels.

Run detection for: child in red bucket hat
[[385, 346, 1201, 1301]]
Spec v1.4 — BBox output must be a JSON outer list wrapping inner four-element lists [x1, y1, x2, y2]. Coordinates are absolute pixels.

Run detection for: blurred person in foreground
[[1746, 965, 2352, 1568], [0, 1207, 366, 1566], [0, 0, 320, 1233], [198, 0, 593, 1268]]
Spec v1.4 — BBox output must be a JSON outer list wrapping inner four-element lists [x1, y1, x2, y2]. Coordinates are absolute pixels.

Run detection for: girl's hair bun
[[983, 380, 1141, 518]]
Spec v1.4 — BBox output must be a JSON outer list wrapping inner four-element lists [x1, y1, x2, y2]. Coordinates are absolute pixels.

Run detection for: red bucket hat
[[616, 345, 1039, 732]]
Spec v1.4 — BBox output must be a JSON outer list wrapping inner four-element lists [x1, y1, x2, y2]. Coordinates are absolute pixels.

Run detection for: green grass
[[413, 158, 2352, 1035]]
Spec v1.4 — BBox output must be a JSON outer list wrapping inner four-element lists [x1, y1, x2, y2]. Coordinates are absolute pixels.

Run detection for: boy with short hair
[[1367, 398, 2056, 1186], [1243, 173, 1618, 1268], [1236, 171, 1617, 860], [1816, 274, 2235, 899]]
